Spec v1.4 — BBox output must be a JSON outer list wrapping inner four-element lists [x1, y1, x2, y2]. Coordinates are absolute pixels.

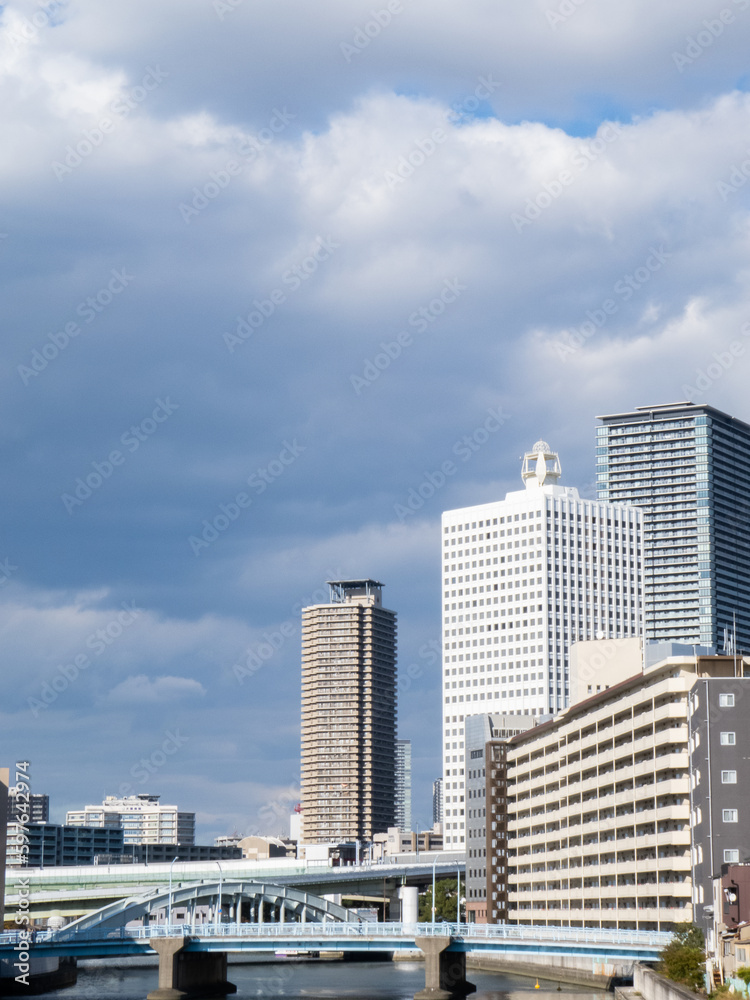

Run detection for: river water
[[42, 959, 612, 999]]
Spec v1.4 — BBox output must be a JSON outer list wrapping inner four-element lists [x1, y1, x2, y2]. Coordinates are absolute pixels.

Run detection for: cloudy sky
[[2, 0, 750, 843]]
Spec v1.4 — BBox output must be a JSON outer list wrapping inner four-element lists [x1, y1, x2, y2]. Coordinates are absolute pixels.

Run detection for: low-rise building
[[6, 823, 125, 868], [66, 793, 195, 845], [98, 842, 242, 865], [713, 864, 750, 983], [236, 835, 291, 860], [372, 826, 443, 860], [487, 648, 749, 932]]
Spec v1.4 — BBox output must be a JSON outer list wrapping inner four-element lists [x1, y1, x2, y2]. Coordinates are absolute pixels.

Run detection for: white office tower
[[441, 440, 643, 848]]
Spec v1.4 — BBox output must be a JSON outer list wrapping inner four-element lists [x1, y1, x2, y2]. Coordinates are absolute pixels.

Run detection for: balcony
[[657, 855, 691, 872], [652, 702, 686, 725], [653, 726, 688, 750]]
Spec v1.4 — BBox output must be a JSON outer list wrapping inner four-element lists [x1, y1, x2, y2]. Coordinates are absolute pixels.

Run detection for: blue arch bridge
[[0, 880, 671, 1000]]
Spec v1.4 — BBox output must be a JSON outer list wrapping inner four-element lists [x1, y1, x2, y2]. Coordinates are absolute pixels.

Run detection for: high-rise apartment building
[[432, 779, 444, 825], [300, 580, 397, 844], [65, 793, 195, 845], [597, 402, 750, 651], [441, 441, 642, 847], [395, 739, 412, 832]]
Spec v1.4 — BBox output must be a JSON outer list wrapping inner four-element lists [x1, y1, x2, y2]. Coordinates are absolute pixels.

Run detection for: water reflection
[[42, 960, 613, 1000]]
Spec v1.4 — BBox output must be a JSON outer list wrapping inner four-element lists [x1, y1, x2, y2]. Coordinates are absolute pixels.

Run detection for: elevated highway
[[4, 854, 465, 921]]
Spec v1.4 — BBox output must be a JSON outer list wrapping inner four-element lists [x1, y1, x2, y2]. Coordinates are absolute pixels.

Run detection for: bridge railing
[[0, 921, 672, 948]]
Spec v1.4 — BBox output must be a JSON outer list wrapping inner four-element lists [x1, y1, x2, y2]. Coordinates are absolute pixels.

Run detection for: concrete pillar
[[400, 886, 419, 924], [147, 937, 237, 1000], [280, 903, 286, 924], [414, 936, 476, 1000], [258, 899, 265, 924], [147, 937, 188, 1000]]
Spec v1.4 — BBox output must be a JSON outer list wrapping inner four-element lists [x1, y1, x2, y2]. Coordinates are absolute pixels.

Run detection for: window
[[724, 850, 740, 864], [719, 693, 735, 707], [722, 809, 739, 823], [722, 771, 737, 784], [720, 732, 736, 745]]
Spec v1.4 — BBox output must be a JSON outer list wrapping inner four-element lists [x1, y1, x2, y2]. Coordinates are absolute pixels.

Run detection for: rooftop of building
[[597, 400, 750, 431], [508, 651, 750, 747]]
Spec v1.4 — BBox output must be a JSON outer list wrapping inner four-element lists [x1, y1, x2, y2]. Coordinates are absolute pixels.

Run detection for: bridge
[[0, 880, 672, 1000]]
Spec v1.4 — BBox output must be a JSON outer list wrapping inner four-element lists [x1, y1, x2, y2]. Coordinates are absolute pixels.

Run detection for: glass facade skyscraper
[[596, 402, 750, 652]]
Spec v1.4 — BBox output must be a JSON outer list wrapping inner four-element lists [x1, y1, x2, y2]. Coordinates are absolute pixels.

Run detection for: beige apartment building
[[300, 580, 397, 844], [487, 644, 749, 931]]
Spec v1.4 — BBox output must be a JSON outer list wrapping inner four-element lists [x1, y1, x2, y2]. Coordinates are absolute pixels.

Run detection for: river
[[41, 959, 613, 999]]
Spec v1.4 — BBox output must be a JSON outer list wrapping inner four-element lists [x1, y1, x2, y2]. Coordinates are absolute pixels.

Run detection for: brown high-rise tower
[[300, 580, 397, 844]]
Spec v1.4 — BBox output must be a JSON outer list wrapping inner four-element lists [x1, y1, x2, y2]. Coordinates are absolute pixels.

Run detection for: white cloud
[[105, 674, 206, 704]]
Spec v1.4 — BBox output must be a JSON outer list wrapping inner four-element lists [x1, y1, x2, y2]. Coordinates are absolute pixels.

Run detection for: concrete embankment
[[465, 952, 626, 989], [395, 948, 624, 988], [630, 964, 705, 1000]]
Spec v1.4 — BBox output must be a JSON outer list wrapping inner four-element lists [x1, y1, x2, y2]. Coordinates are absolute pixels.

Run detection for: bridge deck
[[0, 922, 670, 962]]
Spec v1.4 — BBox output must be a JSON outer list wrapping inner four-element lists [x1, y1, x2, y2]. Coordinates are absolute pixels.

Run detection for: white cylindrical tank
[[398, 886, 419, 924]]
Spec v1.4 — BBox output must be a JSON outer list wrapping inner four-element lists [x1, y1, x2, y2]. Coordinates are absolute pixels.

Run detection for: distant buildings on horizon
[[66, 793, 195, 846], [395, 739, 412, 832]]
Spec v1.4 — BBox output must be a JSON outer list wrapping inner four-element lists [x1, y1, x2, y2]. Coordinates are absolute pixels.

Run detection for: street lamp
[[168, 856, 179, 929], [431, 852, 445, 924], [214, 861, 223, 931]]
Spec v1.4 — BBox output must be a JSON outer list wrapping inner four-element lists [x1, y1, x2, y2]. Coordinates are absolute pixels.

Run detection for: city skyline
[[2, 0, 750, 843]]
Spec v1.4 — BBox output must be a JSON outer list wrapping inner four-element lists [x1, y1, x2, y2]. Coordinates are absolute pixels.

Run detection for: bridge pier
[[414, 936, 476, 1000], [147, 937, 236, 1000]]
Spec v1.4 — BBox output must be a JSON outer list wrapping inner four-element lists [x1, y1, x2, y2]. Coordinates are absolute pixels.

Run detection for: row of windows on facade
[[443, 552, 644, 576], [444, 509, 640, 531], [449, 526, 641, 540], [445, 574, 639, 598]]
